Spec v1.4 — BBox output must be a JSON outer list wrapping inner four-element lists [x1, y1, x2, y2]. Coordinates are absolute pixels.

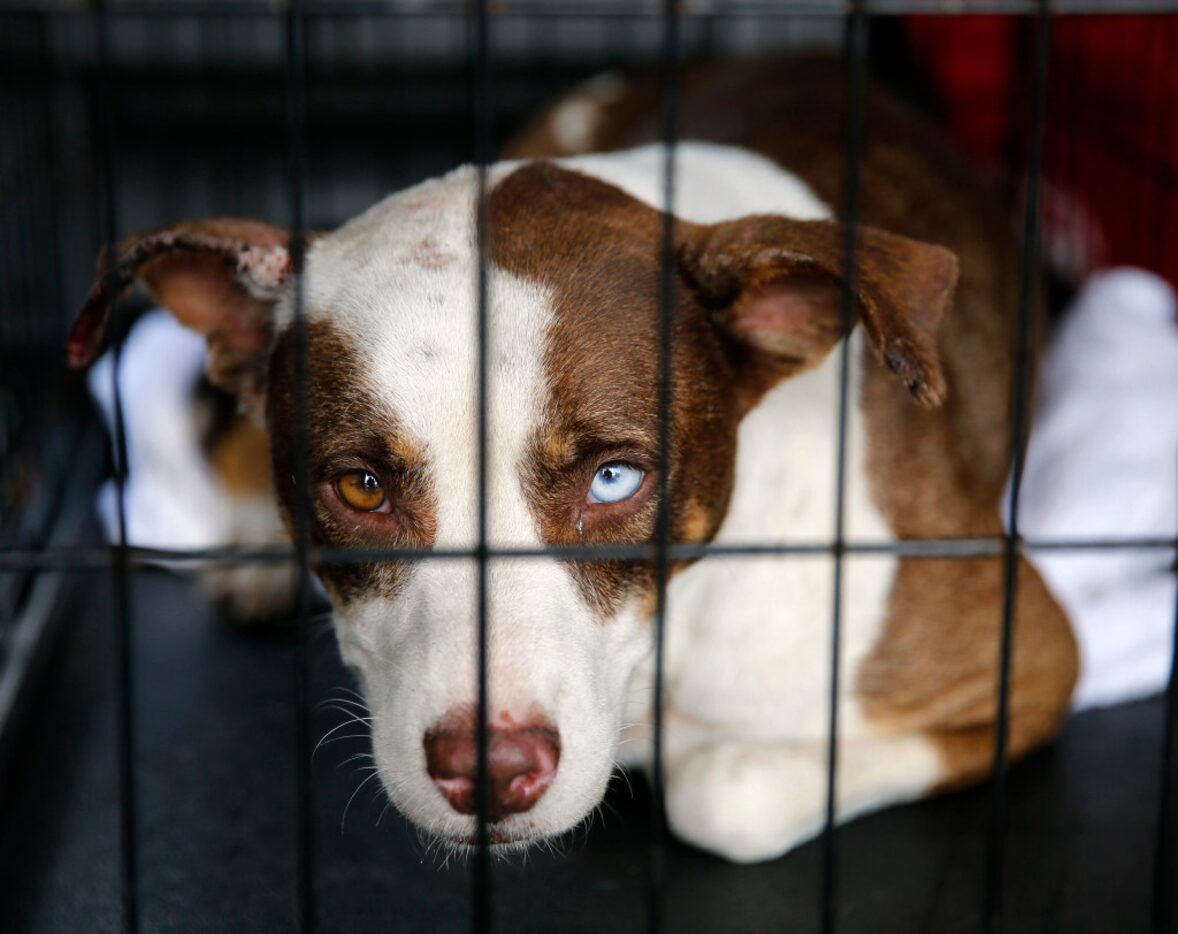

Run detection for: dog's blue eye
[[588, 462, 644, 504]]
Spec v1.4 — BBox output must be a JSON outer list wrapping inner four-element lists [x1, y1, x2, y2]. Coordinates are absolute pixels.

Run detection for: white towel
[[1011, 269, 1178, 709], [88, 309, 232, 551]]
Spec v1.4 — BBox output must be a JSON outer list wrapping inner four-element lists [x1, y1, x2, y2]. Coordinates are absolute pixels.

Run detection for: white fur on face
[[285, 167, 651, 846]]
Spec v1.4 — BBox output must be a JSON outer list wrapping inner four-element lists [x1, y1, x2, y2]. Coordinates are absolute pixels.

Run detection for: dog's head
[[70, 156, 954, 850]]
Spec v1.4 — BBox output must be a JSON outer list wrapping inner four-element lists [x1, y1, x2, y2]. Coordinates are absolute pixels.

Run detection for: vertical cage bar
[[471, 0, 493, 930], [283, 0, 316, 929], [820, 6, 866, 934], [984, 5, 1050, 933], [93, 3, 138, 931], [1152, 561, 1178, 933], [647, 2, 679, 932], [35, 12, 65, 334]]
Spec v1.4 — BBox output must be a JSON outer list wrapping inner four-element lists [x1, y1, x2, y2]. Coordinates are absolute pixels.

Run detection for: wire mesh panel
[[0, 3, 1175, 934]]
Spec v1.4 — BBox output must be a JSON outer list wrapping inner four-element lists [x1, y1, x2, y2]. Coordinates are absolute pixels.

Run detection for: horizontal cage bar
[[2, 537, 1175, 571], [0, 1, 1175, 19]]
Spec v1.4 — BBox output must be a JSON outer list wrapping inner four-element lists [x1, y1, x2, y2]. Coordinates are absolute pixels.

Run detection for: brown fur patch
[[266, 320, 438, 603], [855, 356, 1078, 782], [541, 428, 577, 466], [680, 500, 714, 544], [488, 163, 741, 616], [208, 414, 274, 496], [856, 553, 1078, 788]]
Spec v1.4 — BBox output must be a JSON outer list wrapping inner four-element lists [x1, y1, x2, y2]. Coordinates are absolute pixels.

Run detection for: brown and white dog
[[68, 59, 1078, 863]]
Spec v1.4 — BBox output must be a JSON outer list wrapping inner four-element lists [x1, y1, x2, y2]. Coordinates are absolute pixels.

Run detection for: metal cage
[[0, 2, 1175, 932]]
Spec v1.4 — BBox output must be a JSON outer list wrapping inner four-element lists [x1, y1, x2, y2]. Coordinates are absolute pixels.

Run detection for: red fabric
[[903, 15, 1178, 286], [904, 16, 1021, 166]]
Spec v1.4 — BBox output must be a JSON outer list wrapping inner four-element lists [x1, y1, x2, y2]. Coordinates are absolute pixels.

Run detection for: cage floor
[[0, 567, 1168, 934]]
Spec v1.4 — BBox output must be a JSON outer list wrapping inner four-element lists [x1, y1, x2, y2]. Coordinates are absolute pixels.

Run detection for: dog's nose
[[424, 716, 560, 820]]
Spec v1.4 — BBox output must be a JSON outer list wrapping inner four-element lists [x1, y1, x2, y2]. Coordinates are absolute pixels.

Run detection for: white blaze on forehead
[[291, 166, 553, 548]]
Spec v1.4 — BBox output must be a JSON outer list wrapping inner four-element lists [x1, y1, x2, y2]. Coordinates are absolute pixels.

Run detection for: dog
[[68, 58, 1079, 863]]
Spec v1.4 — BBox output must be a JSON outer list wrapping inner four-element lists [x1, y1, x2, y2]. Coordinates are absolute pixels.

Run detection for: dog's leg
[[664, 732, 941, 863]]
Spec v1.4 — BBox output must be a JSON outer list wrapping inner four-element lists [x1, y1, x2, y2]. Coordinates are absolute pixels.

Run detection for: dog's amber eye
[[336, 470, 387, 512]]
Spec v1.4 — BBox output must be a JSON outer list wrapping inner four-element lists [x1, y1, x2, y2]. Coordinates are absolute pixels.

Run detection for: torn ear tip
[[900, 370, 946, 407], [914, 380, 947, 408], [884, 345, 946, 407]]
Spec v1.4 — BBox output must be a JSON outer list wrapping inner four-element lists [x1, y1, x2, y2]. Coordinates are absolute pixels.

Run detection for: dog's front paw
[[665, 741, 825, 863]]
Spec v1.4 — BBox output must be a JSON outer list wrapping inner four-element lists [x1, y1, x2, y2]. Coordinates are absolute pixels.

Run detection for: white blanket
[[1010, 269, 1178, 709], [88, 310, 231, 551]]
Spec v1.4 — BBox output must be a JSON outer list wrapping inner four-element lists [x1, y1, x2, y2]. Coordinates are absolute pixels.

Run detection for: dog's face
[[70, 157, 954, 851]]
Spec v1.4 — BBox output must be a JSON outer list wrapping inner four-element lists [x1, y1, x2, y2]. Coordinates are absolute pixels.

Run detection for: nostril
[[489, 725, 560, 818], [431, 776, 477, 816], [424, 714, 561, 821], [424, 730, 478, 815], [424, 731, 477, 780]]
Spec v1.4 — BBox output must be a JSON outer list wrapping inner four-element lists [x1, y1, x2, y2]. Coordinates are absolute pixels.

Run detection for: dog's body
[[70, 59, 1077, 863]]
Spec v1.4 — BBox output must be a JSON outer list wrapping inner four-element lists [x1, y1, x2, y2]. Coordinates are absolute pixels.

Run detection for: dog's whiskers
[[611, 764, 636, 798], [323, 685, 370, 707], [375, 800, 392, 828], [317, 696, 370, 715], [315, 732, 373, 754], [313, 715, 373, 761], [341, 769, 383, 834], [318, 702, 374, 721]]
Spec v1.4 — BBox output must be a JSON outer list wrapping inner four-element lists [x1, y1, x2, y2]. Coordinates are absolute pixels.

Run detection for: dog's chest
[[663, 334, 899, 742]]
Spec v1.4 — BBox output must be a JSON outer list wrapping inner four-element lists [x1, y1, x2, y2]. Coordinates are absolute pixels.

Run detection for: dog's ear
[[68, 218, 292, 413], [678, 216, 956, 407]]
